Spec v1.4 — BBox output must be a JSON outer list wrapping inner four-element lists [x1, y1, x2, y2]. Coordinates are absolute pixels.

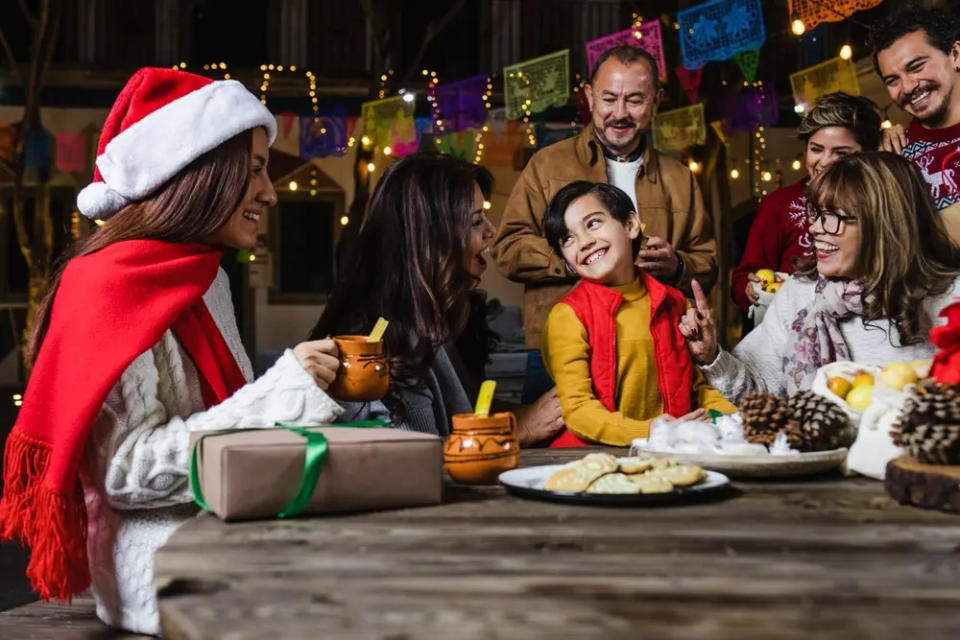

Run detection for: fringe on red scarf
[[0, 430, 91, 602]]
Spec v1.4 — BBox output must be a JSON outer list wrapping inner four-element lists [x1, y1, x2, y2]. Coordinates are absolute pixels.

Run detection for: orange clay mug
[[444, 412, 520, 484], [327, 335, 389, 402]]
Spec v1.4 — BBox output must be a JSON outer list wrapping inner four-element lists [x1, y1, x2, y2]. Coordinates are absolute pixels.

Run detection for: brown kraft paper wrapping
[[190, 427, 443, 521]]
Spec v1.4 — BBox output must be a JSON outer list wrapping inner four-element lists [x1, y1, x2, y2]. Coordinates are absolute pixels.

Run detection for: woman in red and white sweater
[[0, 68, 343, 635], [732, 93, 881, 312]]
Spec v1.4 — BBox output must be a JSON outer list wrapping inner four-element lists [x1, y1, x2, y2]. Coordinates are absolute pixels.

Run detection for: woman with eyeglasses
[[680, 151, 960, 402], [731, 93, 881, 313]]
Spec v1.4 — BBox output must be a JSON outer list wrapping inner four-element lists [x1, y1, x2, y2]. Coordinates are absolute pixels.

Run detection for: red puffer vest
[[550, 271, 694, 447]]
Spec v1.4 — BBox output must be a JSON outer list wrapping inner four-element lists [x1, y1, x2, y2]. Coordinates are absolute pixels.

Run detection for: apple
[[846, 384, 873, 411], [879, 362, 918, 391]]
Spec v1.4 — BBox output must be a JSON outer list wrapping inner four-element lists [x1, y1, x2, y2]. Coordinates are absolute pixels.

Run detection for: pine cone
[[785, 390, 851, 451], [893, 380, 960, 464], [739, 392, 796, 446]]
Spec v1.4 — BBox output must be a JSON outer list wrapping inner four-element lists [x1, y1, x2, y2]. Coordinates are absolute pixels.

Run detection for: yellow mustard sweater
[[541, 278, 736, 445]]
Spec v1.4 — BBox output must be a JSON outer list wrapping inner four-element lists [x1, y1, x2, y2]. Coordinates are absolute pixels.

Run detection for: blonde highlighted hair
[[802, 151, 960, 344], [797, 92, 881, 151]]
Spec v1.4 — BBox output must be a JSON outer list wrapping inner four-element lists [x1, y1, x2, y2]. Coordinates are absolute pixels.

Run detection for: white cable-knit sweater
[[79, 268, 343, 635], [701, 275, 960, 402]]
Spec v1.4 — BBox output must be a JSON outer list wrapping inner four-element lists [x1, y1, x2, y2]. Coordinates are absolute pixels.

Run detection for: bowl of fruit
[[812, 359, 931, 423], [749, 269, 789, 324]]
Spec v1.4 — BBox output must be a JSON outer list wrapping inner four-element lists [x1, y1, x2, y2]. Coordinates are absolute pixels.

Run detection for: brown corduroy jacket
[[493, 125, 718, 349]]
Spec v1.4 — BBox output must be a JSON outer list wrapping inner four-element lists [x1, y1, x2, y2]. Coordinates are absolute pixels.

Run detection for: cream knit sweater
[[701, 275, 960, 403], [79, 268, 343, 635]]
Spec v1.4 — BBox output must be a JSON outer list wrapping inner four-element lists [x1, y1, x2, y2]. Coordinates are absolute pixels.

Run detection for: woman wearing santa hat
[[0, 67, 343, 634]]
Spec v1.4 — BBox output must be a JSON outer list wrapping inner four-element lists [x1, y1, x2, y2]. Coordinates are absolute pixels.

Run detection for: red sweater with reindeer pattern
[[902, 119, 960, 210]]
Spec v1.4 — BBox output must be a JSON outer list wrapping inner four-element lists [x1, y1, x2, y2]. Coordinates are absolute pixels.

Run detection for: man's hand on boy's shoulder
[[635, 236, 680, 280]]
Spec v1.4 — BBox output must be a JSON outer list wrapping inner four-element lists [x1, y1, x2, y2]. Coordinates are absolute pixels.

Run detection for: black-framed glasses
[[805, 202, 857, 235]]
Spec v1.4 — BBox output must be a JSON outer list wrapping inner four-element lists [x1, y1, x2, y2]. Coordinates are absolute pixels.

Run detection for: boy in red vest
[[541, 181, 734, 446]]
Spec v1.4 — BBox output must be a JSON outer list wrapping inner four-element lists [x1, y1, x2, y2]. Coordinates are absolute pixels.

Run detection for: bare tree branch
[[0, 25, 24, 85], [401, 0, 466, 82], [18, 0, 39, 27]]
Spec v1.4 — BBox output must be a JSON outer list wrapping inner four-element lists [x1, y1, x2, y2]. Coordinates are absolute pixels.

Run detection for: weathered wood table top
[[155, 448, 960, 640]]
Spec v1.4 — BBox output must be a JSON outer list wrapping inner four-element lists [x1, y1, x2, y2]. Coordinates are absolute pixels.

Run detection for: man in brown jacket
[[494, 45, 718, 400]]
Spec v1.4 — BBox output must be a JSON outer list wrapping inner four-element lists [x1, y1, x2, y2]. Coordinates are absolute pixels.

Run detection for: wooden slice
[[885, 455, 960, 514]]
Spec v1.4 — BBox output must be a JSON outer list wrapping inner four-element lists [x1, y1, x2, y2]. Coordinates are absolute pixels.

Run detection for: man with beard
[[494, 46, 717, 404], [873, 7, 960, 244]]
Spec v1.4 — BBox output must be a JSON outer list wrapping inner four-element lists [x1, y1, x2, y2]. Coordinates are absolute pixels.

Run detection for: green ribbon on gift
[[190, 420, 389, 519]]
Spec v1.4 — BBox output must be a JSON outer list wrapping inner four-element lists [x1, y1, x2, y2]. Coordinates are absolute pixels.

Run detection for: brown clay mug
[[327, 335, 389, 402], [444, 412, 520, 484]]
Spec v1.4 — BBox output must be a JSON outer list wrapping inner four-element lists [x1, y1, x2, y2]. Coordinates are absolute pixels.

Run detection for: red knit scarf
[[0, 239, 247, 601]]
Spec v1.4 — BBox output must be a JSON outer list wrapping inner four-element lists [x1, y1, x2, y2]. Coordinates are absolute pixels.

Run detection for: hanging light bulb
[[839, 44, 852, 60], [383, 146, 392, 156], [688, 159, 701, 173], [792, 159, 802, 171], [794, 103, 805, 114], [367, 162, 376, 172], [288, 180, 298, 191], [791, 18, 805, 36], [729, 168, 740, 179], [761, 171, 773, 182], [340, 215, 350, 226], [881, 119, 893, 129]]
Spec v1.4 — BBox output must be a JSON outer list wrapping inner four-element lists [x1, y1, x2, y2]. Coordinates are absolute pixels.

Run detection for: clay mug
[[327, 335, 389, 402], [444, 412, 520, 484]]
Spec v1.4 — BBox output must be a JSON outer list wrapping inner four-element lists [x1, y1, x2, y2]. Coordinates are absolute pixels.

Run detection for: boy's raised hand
[[678, 279, 719, 365]]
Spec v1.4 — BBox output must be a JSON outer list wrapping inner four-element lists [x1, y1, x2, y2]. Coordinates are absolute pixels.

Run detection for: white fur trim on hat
[[81, 80, 276, 219], [76, 182, 130, 220]]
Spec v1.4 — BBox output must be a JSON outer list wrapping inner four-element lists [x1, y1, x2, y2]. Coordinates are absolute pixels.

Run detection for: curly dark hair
[[870, 6, 960, 73], [310, 153, 492, 421]]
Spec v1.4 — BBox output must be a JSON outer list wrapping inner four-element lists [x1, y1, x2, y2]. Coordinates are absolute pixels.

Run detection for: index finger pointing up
[[692, 279, 710, 314]]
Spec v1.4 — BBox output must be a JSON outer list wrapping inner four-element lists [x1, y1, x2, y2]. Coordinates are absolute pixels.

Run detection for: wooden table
[[155, 448, 960, 639]]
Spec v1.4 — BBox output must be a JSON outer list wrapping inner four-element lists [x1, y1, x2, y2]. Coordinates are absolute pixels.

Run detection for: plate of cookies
[[498, 453, 731, 506]]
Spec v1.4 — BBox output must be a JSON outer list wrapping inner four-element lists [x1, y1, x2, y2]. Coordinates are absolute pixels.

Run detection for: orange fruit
[[851, 373, 874, 389], [826, 376, 852, 399]]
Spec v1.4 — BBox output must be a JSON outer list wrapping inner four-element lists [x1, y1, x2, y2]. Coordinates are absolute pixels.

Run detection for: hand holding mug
[[293, 339, 340, 389]]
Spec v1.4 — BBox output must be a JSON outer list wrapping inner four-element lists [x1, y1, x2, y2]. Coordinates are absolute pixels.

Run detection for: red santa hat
[[77, 67, 277, 220]]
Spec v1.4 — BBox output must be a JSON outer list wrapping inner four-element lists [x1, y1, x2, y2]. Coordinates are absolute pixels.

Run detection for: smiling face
[[877, 29, 960, 127], [559, 193, 640, 286], [809, 202, 861, 279], [805, 126, 862, 179], [205, 127, 277, 250], [463, 182, 495, 280], [585, 57, 662, 158]]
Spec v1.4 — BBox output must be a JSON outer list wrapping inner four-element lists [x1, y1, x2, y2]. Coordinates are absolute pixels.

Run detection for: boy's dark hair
[[591, 45, 660, 89], [544, 181, 641, 260], [870, 7, 960, 74]]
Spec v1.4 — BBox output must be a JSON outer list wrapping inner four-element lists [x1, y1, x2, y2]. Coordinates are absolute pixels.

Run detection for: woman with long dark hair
[[0, 68, 342, 634], [312, 152, 563, 441]]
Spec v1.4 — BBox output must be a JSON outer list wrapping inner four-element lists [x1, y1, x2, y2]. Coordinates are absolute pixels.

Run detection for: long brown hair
[[801, 151, 960, 344], [311, 153, 491, 419], [29, 129, 254, 361]]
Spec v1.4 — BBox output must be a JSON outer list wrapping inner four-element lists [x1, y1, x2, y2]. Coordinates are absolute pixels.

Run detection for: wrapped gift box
[[190, 427, 443, 521]]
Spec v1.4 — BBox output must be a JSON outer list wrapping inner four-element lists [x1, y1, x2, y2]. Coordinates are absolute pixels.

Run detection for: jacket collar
[[575, 124, 659, 184]]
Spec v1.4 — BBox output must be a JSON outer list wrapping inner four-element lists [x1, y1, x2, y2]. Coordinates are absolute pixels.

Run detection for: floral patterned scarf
[[784, 277, 865, 392]]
